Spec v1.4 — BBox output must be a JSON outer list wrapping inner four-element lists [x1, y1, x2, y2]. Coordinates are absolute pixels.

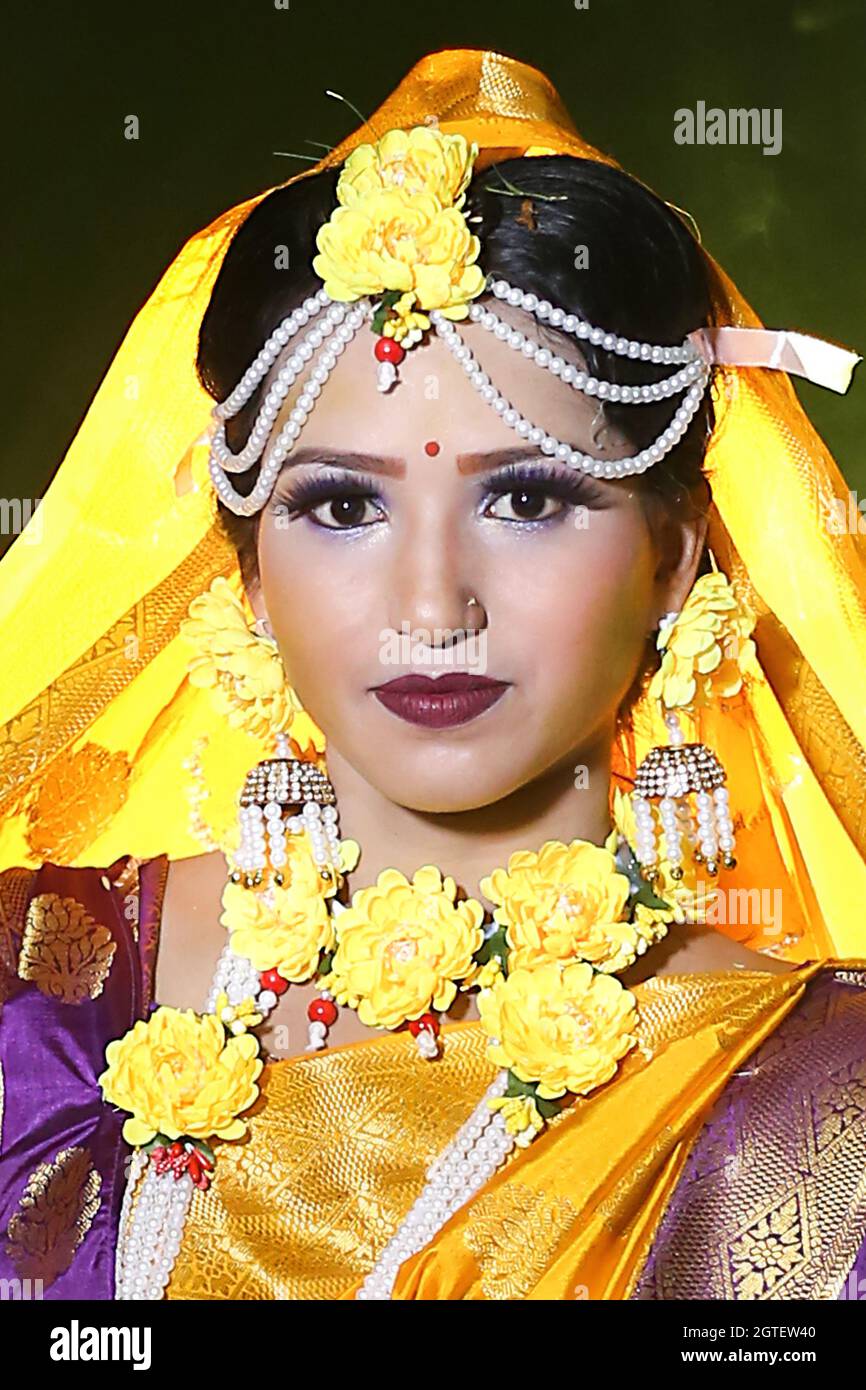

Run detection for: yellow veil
[[1, 48, 864, 961]]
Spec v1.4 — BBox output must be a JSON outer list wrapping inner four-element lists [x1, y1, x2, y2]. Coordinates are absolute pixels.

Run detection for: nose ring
[[465, 595, 487, 630]]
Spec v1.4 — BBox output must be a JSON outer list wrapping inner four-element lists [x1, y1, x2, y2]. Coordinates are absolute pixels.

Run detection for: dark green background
[[4, 0, 865, 525]]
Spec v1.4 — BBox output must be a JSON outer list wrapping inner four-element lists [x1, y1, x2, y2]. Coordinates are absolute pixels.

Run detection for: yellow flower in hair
[[477, 962, 638, 1100], [648, 570, 758, 712], [382, 291, 431, 344], [313, 189, 485, 317], [481, 839, 640, 975], [326, 866, 486, 1030], [460, 954, 503, 992], [98, 1006, 263, 1146], [180, 577, 306, 744], [220, 843, 337, 981], [335, 126, 477, 210], [487, 1095, 545, 1147]]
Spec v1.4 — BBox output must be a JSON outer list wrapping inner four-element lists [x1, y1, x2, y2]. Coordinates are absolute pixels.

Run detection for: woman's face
[[252, 299, 704, 812]]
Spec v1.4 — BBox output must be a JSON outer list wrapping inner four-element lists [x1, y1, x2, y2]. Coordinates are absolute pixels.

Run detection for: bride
[[1, 48, 865, 1302]]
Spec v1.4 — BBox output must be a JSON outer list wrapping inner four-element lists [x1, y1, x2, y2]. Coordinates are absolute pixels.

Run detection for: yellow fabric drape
[[0, 47, 864, 968], [163, 961, 848, 1301]]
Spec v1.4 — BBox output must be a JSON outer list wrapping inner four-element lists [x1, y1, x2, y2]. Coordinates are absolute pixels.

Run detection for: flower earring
[[631, 562, 757, 883]]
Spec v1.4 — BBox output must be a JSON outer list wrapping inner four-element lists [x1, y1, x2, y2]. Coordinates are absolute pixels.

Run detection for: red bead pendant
[[374, 336, 406, 365], [260, 968, 289, 995], [408, 1011, 440, 1037], [308, 997, 338, 1026], [424, 440, 441, 456]]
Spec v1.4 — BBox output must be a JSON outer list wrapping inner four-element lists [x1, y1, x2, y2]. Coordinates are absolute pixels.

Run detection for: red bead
[[168, 1141, 185, 1159], [308, 997, 338, 1026], [424, 440, 441, 456], [260, 968, 289, 995], [374, 336, 406, 365], [408, 1012, 439, 1037]]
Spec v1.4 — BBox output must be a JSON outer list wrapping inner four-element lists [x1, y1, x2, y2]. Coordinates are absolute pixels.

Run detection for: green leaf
[[475, 925, 508, 969], [371, 290, 402, 335], [317, 951, 334, 977], [629, 878, 672, 913], [504, 1071, 563, 1119]]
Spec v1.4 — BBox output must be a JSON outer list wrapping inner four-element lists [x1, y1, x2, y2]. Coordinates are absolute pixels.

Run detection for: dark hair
[[197, 155, 719, 722]]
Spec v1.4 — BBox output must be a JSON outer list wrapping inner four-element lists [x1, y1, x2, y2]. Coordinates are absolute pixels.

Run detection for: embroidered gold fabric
[[4, 1144, 102, 1286], [165, 962, 833, 1300], [17, 893, 116, 1004], [0, 866, 35, 1017]]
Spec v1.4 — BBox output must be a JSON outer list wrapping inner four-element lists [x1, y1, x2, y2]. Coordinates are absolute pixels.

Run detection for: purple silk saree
[[1, 855, 864, 1300]]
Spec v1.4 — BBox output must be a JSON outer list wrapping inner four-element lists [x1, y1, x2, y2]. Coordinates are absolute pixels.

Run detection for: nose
[[387, 525, 485, 647]]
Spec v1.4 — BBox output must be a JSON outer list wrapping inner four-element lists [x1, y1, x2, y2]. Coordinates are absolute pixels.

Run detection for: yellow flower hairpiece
[[311, 125, 486, 388]]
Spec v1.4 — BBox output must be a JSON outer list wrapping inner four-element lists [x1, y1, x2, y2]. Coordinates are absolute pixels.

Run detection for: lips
[[371, 673, 511, 728]]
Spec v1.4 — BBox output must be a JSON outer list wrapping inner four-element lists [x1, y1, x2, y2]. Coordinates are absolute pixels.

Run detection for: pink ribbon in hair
[[686, 326, 862, 394]]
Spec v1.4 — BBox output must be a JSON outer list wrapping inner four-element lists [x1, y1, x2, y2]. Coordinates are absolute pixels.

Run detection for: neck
[[323, 729, 616, 908]]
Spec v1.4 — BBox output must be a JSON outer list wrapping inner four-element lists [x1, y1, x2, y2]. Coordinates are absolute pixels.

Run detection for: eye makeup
[[267, 456, 613, 531]]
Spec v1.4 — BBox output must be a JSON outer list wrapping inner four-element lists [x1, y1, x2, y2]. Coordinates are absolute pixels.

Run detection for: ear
[[651, 497, 710, 622], [242, 569, 274, 638]]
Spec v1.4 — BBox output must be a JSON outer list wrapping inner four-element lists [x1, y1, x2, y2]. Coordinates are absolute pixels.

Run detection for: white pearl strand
[[355, 1069, 515, 1300], [487, 276, 698, 364], [115, 1150, 194, 1300], [211, 302, 352, 473], [468, 300, 704, 404], [430, 309, 710, 480], [208, 300, 373, 516], [213, 287, 332, 422]]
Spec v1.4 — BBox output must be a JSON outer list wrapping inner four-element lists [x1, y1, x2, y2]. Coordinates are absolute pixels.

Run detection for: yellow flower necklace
[[99, 787, 677, 1189]]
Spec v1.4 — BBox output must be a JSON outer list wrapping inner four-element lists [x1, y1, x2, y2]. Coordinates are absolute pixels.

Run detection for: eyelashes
[[269, 460, 609, 532]]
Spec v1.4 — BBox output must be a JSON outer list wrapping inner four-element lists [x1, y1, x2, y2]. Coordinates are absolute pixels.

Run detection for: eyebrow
[[280, 446, 547, 478]]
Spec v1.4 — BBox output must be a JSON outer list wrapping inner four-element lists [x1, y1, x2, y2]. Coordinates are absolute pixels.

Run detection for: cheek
[[256, 524, 372, 716], [498, 513, 656, 717]]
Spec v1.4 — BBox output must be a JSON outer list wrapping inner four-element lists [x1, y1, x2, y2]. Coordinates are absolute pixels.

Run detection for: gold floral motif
[[729, 1194, 806, 1299], [4, 1145, 102, 1285], [18, 893, 116, 1004], [811, 1058, 866, 1152], [24, 742, 130, 863], [463, 1182, 577, 1299]]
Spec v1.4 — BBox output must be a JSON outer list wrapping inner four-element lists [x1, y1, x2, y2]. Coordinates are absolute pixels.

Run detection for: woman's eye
[[305, 495, 384, 529], [484, 488, 566, 523]]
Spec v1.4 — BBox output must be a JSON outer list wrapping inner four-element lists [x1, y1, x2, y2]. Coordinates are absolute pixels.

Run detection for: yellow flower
[[610, 785, 719, 926], [487, 1095, 546, 1147], [313, 188, 485, 317], [648, 569, 758, 712], [326, 866, 485, 1030], [220, 842, 336, 981], [214, 991, 263, 1034], [477, 962, 638, 1100], [481, 839, 639, 975], [335, 126, 477, 210], [98, 1006, 263, 1146], [180, 577, 313, 745], [382, 291, 431, 344], [460, 954, 503, 992]]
